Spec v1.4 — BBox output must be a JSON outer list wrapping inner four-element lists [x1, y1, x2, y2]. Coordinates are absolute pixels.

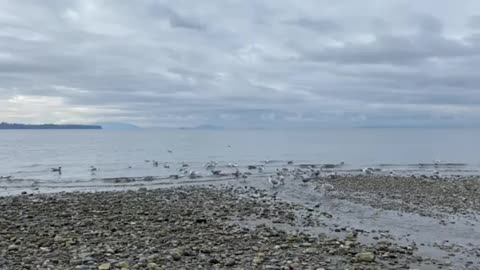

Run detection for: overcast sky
[[1, 0, 480, 128]]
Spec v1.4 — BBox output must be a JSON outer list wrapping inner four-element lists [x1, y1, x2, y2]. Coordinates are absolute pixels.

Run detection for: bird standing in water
[[51, 167, 62, 174]]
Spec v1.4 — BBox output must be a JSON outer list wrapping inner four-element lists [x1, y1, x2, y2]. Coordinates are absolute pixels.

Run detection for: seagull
[[163, 163, 170, 169], [268, 176, 280, 188], [287, 161, 294, 165], [152, 161, 159, 167], [327, 172, 338, 179], [227, 163, 238, 168], [204, 161, 217, 170], [182, 163, 189, 168], [233, 169, 241, 178], [315, 183, 335, 197], [277, 175, 285, 185], [90, 166, 97, 172], [167, 150, 173, 154], [362, 167, 374, 175], [241, 173, 248, 181], [189, 171, 200, 179], [322, 183, 335, 191], [258, 166, 264, 173], [300, 175, 313, 184], [51, 167, 62, 174], [212, 170, 222, 175]]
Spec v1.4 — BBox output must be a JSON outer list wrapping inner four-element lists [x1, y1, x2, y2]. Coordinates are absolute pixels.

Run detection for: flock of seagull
[[46, 148, 447, 194], [48, 155, 343, 195]]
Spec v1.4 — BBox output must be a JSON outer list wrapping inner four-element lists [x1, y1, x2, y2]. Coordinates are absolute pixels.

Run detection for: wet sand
[[0, 174, 479, 269]]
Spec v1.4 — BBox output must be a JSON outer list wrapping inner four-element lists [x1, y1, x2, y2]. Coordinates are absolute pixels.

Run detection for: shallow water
[[1, 128, 480, 185]]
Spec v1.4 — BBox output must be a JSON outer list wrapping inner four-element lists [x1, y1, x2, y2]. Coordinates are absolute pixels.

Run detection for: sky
[[1, 0, 480, 128]]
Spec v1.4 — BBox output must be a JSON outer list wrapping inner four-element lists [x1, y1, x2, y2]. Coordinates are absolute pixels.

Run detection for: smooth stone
[[117, 261, 129, 269], [7, 244, 19, 251], [147, 262, 162, 270], [225, 259, 235, 266], [355, 252, 376, 263], [209, 258, 220, 264], [98, 263, 111, 270]]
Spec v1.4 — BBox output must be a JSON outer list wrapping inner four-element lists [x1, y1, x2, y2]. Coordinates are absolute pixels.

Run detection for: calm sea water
[[0, 128, 479, 190]]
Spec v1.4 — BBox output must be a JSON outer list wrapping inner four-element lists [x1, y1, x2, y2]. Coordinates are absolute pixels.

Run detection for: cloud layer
[[1, 0, 480, 127]]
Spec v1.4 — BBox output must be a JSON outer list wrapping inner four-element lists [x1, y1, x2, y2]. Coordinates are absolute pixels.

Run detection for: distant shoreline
[[0, 123, 102, 130]]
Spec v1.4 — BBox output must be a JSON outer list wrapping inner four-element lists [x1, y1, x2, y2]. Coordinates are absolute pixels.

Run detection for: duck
[[51, 167, 62, 174]]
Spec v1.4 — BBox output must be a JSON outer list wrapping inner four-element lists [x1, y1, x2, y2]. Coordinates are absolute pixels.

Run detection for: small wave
[[418, 163, 468, 167], [20, 163, 44, 168]]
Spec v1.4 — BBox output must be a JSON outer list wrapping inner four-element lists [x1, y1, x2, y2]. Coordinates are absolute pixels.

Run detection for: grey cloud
[[1, 0, 480, 128], [412, 14, 444, 33], [168, 12, 206, 31], [297, 33, 479, 65], [147, 3, 207, 31], [287, 18, 343, 33], [468, 15, 480, 29]]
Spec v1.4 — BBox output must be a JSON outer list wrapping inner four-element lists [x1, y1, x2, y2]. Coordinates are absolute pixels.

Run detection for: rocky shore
[[0, 185, 436, 270], [323, 175, 480, 218]]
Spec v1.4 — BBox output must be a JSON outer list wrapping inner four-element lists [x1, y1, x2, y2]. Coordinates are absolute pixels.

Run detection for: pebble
[[355, 252, 376, 263], [98, 263, 111, 270]]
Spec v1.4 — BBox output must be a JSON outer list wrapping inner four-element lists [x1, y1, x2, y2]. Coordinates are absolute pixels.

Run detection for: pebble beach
[[1, 172, 479, 270]]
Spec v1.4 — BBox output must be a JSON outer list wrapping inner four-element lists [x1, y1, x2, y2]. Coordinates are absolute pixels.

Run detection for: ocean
[[1, 128, 479, 194]]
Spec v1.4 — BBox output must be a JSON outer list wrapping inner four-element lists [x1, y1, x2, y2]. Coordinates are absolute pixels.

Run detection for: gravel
[[0, 185, 434, 269]]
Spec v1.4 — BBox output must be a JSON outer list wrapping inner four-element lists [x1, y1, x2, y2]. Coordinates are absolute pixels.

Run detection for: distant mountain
[[94, 122, 140, 130], [179, 124, 224, 130], [0, 122, 102, 130]]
